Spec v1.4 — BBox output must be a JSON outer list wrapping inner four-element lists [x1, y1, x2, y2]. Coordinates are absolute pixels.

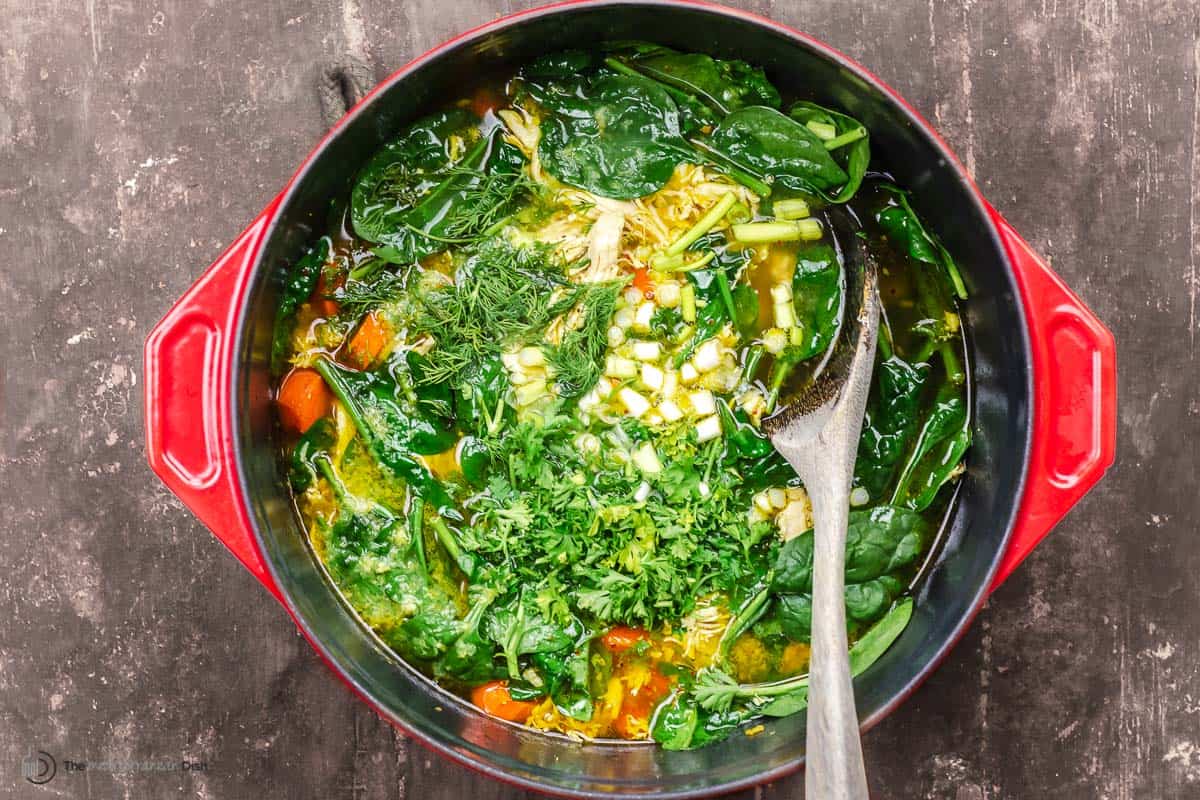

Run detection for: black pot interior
[[233, 2, 1031, 796]]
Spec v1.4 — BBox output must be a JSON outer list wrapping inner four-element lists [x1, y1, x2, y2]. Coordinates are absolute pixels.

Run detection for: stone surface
[[0, 1, 1195, 798]]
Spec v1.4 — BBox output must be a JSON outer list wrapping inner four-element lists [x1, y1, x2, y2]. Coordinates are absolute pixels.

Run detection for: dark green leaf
[[271, 238, 331, 375], [351, 108, 482, 243], [534, 73, 689, 199], [789, 242, 843, 360], [875, 184, 968, 301], [313, 357, 456, 515], [890, 387, 970, 511], [771, 506, 928, 639], [855, 355, 931, 500], [705, 106, 848, 196], [788, 101, 870, 202]]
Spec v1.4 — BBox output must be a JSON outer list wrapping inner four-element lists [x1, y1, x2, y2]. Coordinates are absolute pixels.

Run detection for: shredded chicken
[[581, 210, 626, 283]]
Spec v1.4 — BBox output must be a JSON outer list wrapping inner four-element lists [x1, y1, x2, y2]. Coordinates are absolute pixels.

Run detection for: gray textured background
[[1, 1, 1196, 798]]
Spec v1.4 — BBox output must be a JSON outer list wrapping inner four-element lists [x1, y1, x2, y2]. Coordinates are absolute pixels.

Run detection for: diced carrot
[[344, 312, 391, 369], [313, 271, 341, 317], [277, 368, 332, 434], [470, 681, 537, 723], [631, 267, 655, 298], [602, 626, 650, 654], [612, 669, 672, 739], [470, 87, 502, 118]]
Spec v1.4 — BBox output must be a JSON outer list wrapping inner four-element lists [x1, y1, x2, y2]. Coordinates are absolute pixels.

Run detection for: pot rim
[[231, 1, 1033, 796]]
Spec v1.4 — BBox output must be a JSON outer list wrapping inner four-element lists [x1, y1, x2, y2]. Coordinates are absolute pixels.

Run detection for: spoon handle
[[771, 278, 879, 800], [805, 466, 869, 800]]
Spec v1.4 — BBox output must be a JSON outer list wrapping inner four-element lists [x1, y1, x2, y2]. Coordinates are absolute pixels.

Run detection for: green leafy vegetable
[[271, 238, 331, 375], [855, 355, 931, 501], [875, 184, 968, 300], [351, 109, 482, 243], [532, 73, 690, 199], [788, 101, 870, 202], [605, 43, 780, 127], [772, 506, 927, 640], [704, 106, 849, 197], [313, 356, 456, 514], [544, 281, 626, 400], [417, 239, 575, 385], [890, 386, 970, 512]]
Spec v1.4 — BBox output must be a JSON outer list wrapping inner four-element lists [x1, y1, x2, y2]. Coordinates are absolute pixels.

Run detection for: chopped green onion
[[806, 120, 837, 141], [652, 250, 716, 272], [773, 198, 811, 220], [666, 193, 738, 256], [727, 201, 753, 225], [796, 218, 823, 241], [651, 252, 685, 271], [680, 284, 696, 323], [732, 221, 802, 244], [676, 251, 715, 272], [824, 127, 867, 151], [789, 326, 805, 347]]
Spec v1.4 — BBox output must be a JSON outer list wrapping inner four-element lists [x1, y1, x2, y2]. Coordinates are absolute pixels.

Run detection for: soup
[[271, 44, 969, 749]]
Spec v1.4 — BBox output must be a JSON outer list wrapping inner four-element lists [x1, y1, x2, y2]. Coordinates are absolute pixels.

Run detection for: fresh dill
[[417, 239, 582, 385], [545, 280, 626, 399], [404, 167, 537, 246], [331, 269, 409, 318]]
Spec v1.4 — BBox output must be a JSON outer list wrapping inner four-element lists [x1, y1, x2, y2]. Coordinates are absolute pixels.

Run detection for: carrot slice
[[602, 626, 650, 654], [277, 368, 332, 433], [344, 312, 391, 369], [631, 267, 654, 298], [470, 681, 537, 723]]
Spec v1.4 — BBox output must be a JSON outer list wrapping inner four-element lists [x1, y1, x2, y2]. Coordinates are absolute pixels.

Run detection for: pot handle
[[144, 204, 283, 600], [986, 206, 1116, 590]]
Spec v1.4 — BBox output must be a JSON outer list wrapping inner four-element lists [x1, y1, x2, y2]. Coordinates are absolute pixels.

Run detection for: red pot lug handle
[[986, 205, 1117, 591], [144, 201, 283, 601]]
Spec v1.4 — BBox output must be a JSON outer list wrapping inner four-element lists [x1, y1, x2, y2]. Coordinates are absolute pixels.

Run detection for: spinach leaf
[[308, 450, 463, 663], [288, 417, 337, 492], [788, 101, 870, 202], [271, 238, 330, 375], [532, 636, 597, 721], [855, 355, 931, 500], [651, 691, 699, 750], [605, 43, 780, 133], [890, 386, 970, 512], [673, 235, 758, 367], [754, 596, 914, 717], [772, 505, 927, 639], [351, 109, 481, 243], [790, 242, 843, 361], [847, 596, 913, 675], [371, 131, 529, 264], [875, 184, 968, 301], [704, 106, 848, 197], [650, 690, 748, 750], [534, 73, 690, 199], [313, 357, 456, 515], [454, 353, 511, 437], [435, 587, 500, 684]]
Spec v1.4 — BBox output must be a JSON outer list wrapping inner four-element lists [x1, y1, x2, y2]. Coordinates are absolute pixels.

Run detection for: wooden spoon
[[763, 207, 881, 800]]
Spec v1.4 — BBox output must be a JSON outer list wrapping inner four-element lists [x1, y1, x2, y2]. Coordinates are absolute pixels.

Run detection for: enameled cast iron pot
[[143, 2, 1117, 796]]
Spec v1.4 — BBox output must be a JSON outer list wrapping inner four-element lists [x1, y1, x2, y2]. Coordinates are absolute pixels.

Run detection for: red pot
[[143, 2, 1116, 796]]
